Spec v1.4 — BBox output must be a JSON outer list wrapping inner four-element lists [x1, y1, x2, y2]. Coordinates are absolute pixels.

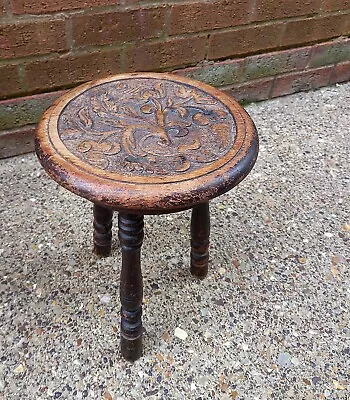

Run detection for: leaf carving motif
[[178, 138, 201, 153], [78, 107, 92, 128], [58, 78, 236, 176]]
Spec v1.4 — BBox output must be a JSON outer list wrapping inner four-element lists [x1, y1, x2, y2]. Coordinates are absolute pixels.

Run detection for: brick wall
[[0, 0, 350, 157]]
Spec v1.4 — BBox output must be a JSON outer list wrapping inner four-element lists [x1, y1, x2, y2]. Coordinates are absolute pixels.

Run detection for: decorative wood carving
[[58, 78, 235, 177], [36, 73, 258, 213]]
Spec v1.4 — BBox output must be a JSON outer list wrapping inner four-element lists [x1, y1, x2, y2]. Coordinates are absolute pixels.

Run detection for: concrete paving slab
[[0, 83, 349, 399]]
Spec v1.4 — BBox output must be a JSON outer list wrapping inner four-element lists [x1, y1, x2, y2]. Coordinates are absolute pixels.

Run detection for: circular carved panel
[[56, 77, 237, 183]]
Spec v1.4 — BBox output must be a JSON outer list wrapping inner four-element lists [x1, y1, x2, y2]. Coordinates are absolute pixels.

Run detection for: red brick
[[243, 47, 311, 80], [73, 7, 166, 48], [330, 61, 350, 83], [322, 0, 349, 12], [0, 19, 67, 60], [125, 36, 207, 72], [272, 66, 333, 97], [125, 0, 164, 3], [173, 59, 243, 87], [11, 0, 119, 14], [254, 0, 320, 21], [208, 23, 284, 60], [0, 64, 24, 99], [24, 49, 123, 93], [169, 0, 251, 35], [283, 14, 349, 47], [309, 39, 350, 68], [223, 77, 274, 102]]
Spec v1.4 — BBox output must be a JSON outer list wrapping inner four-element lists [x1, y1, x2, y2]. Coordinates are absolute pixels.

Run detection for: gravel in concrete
[[0, 83, 349, 399]]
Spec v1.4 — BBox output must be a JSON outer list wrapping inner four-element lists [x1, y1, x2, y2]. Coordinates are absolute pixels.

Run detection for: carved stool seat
[[35, 73, 258, 361]]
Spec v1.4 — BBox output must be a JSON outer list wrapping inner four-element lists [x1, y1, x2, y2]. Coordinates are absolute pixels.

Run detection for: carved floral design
[[58, 78, 236, 176]]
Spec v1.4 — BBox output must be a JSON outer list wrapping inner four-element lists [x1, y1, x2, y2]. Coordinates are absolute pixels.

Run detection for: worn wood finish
[[35, 72, 259, 360], [93, 204, 113, 256], [118, 213, 144, 361], [191, 201, 210, 279], [35, 73, 258, 214]]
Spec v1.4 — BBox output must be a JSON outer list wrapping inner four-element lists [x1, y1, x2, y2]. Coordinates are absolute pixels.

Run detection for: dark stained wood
[[118, 213, 144, 361], [191, 201, 210, 279], [93, 204, 113, 256], [35, 72, 259, 360], [35, 72, 258, 214]]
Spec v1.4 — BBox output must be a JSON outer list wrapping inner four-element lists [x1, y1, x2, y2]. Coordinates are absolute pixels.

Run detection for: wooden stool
[[35, 73, 258, 361]]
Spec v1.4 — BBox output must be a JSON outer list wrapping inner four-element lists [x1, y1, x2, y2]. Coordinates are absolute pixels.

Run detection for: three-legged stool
[[35, 73, 258, 361]]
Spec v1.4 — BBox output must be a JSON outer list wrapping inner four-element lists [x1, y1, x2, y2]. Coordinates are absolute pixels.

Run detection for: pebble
[[103, 391, 113, 400], [241, 343, 249, 351], [13, 364, 25, 374], [277, 352, 292, 368], [204, 330, 212, 340], [312, 376, 321, 385], [174, 327, 188, 340], [99, 294, 111, 304], [200, 309, 208, 317], [333, 380, 346, 390], [291, 357, 300, 366]]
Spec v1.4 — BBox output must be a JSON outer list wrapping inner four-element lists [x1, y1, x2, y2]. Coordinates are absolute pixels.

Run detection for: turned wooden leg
[[118, 213, 144, 361], [93, 204, 113, 257], [191, 201, 210, 279]]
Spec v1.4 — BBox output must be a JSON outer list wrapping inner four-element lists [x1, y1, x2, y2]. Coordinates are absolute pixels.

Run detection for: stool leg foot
[[191, 202, 210, 279], [118, 213, 144, 361], [93, 204, 113, 257]]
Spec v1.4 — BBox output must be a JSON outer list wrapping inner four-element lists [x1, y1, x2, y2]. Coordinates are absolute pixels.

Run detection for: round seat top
[[36, 73, 258, 213]]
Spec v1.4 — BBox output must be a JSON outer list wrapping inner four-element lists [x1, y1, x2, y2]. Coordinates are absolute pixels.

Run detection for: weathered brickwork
[[0, 19, 68, 59], [24, 49, 123, 92], [169, 1, 251, 35], [11, 0, 120, 14], [72, 7, 167, 47], [0, 0, 349, 157]]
